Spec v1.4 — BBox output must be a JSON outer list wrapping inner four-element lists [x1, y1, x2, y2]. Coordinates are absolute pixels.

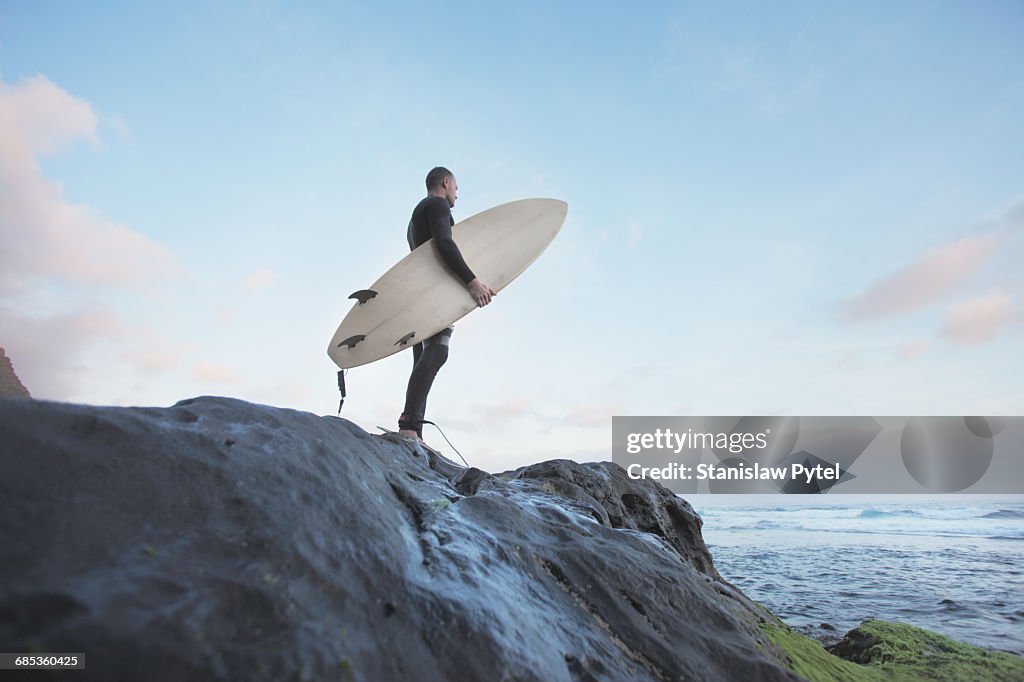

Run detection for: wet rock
[[0, 396, 800, 681]]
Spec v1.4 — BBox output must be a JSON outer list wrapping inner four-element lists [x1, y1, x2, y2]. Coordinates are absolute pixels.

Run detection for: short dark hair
[[426, 166, 453, 191]]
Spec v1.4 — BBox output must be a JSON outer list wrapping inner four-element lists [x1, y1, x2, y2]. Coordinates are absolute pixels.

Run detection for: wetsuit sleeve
[[427, 201, 476, 285]]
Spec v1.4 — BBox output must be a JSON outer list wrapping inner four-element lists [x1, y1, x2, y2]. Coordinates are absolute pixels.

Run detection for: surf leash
[[336, 369, 347, 415], [420, 420, 470, 468]]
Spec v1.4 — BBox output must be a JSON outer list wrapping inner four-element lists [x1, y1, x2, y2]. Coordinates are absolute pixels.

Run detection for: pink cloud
[[939, 291, 1021, 346], [192, 361, 244, 384], [121, 330, 191, 372], [839, 233, 1000, 320], [0, 75, 97, 155], [0, 75, 186, 403], [0, 306, 125, 399], [895, 340, 932, 361], [0, 75, 178, 294]]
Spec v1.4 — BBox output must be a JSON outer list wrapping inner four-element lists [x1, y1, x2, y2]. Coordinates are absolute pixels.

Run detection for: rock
[[504, 458, 721, 581], [0, 347, 30, 399], [0, 396, 802, 681], [764, 617, 1024, 681], [827, 620, 1024, 679]]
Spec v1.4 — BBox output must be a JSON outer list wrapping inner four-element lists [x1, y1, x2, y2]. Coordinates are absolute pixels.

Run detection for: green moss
[[833, 620, 1024, 682], [762, 618, 1024, 682], [762, 619, 881, 682]]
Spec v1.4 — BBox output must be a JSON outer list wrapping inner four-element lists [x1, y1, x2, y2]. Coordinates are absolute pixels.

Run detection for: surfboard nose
[[536, 198, 568, 222], [546, 198, 567, 212]]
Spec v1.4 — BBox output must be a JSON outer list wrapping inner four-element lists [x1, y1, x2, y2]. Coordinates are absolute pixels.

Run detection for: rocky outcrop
[[0, 347, 30, 398], [0, 396, 801, 682], [764, 618, 1024, 681]]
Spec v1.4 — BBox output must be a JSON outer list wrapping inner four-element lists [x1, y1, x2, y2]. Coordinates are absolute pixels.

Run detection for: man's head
[[426, 166, 458, 207]]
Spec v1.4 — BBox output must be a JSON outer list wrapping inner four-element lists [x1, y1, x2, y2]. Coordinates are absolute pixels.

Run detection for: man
[[397, 167, 496, 440]]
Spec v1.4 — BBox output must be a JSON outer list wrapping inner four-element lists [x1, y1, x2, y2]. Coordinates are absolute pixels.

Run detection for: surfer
[[398, 167, 496, 440]]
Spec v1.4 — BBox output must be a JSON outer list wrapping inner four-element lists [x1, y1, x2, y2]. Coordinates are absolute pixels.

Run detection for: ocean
[[689, 495, 1024, 655]]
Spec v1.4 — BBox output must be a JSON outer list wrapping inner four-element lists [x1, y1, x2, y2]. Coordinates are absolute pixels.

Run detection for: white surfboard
[[327, 198, 567, 369]]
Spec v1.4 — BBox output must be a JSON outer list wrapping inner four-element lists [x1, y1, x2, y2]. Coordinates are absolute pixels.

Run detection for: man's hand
[[468, 278, 497, 307]]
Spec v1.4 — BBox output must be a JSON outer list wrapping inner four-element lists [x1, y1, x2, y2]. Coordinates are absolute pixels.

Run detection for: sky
[[1, 1, 1022, 472]]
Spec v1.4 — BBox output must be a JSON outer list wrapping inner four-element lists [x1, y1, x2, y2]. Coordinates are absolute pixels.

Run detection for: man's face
[[443, 175, 458, 207]]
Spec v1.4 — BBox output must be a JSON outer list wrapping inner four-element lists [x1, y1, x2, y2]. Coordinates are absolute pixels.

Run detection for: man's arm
[[428, 201, 496, 306], [427, 201, 475, 284]]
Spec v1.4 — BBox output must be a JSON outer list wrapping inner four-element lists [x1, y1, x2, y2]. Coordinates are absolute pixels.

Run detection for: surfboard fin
[[395, 332, 416, 347], [338, 334, 366, 349], [348, 289, 378, 304]]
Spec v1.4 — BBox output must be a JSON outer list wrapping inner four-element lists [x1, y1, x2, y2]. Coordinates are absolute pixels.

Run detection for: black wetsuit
[[399, 195, 474, 436], [406, 195, 475, 282]]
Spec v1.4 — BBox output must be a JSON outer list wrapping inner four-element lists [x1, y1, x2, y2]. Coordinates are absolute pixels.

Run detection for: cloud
[[457, 400, 621, 432], [0, 74, 184, 402], [121, 330, 190, 372], [192, 361, 244, 384], [839, 233, 1001, 320], [561, 446, 610, 463], [563, 403, 620, 428], [476, 399, 534, 421], [0, 306, 125, 399], [102, 113, 133, 144], [0, 75, 178, 295], [939, 291, 1021, 346], [895, 340, 932, 361], [211, 305, 240, 326], [243, 268, 279, 291], [0, 75, 97, 154], [438, 400, 545, 434]]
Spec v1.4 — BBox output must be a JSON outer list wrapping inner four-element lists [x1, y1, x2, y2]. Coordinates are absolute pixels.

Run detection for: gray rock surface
[[0, 347, 30, 399], [0, 396, 801, 681]]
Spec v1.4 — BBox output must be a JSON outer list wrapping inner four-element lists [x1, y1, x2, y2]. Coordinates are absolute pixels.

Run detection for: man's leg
[[398, 327, 452, 439]]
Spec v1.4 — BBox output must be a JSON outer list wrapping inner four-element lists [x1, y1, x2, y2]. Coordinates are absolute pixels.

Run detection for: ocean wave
[[752, 520, 786, 530], [858, 509, 923, 519], [701, 506, 848, 514], [981, 509, 1024, 520], [714, 522, 1020, 541]]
